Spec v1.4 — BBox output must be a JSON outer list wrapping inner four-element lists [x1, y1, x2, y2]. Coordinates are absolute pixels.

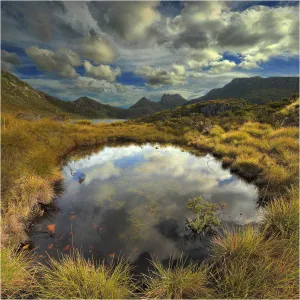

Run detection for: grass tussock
[[37, 250, 135, 299], [211, 226, 265, 261], [142, 256, 211, 299], [74, 119, 94, 125], [1, 247, 37, 299], [262, 190, 299, 239], [210, 219, 299, 299], [222, 130, 251, 143], [209, 125, 225, 137]]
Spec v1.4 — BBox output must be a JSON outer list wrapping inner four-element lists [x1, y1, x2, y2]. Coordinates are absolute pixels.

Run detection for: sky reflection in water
[[30, 144, 261, 272]]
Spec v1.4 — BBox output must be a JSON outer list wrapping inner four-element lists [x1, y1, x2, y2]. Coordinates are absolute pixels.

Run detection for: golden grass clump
[[1, 247, 37, 299], [74, 119, 94, 125], [211, 226, 264, 260], [210, 225, 299, 299], [209, 125, 225, 137], [269, 136, 299, 153], [269, 127, 299, 138], [37, 251, 135, 299], [231, 154, 263, 178], [222, 130, 251, 143], [240, 122, 273, 137], [262, 191, 299, 239], [142, 256, 211, 299], [213, 144, 238, 158]]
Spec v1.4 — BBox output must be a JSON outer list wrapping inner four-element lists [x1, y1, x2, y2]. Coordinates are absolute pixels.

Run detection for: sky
[[1, 0, 299, 107]]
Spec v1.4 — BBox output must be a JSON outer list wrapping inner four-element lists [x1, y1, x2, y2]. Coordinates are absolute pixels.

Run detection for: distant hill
[[127, 94, 187, 118], [1, 70, 81, 118], [135, 94, 299, 129], [127, 97, 162, 118], [1, 71, 186, 119], [71, 97, 127, 118], [136, 98, 249, 124], [159, 93, 187, 109], [1, 70, 128, 118], [189, 76, 299, 105]]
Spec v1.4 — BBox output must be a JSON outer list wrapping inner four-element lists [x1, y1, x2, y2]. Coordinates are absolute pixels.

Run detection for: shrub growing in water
[[186, 197, 223, 235]]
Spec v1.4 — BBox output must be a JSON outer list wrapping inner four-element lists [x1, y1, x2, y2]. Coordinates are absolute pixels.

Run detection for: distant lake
[[73, 119, 126, 124], [29, 143, 262, 274]]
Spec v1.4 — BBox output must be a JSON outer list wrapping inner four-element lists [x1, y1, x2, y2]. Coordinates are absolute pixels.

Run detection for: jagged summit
[[159, 93, 187, 109]]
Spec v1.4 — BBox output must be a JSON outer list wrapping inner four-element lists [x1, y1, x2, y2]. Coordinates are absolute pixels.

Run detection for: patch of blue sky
[[116, 72, 147, 87], [113, 154, 147, 170]]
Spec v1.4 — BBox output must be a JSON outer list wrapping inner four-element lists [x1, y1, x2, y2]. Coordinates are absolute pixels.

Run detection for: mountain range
[[1, 70, 298, 119], [1, 71, 187, 119], [189, 76, 299, 104]]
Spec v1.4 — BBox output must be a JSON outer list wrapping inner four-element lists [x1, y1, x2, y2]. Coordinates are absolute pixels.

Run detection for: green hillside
[[135, 95, 299, 129], [190, 76, 299, 105], [1, 71, 81, 118]]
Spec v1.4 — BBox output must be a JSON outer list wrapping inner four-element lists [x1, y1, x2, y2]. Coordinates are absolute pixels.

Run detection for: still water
[[30, 144, 261, 272], [91, 119, 126, 124], [72, 119, 126, 124]]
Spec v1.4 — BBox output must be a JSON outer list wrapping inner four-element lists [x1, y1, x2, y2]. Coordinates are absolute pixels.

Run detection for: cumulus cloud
[[74, 76, 128, 94], [1, 50, 21, 65], [164, 2, 298, 70], [87, 1, 161, 44], [25, 47, 81, 78], [1, 1, 299, 106], [1, 50, 21, 71], [136, 64, 186, 86], [207, 60, 237, 74], [83, 60, 121, 82], [82, 29, 117, 64]]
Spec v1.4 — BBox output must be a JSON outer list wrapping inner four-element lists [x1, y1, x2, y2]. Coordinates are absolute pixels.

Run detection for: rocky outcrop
[[197, 102, 244, 117]]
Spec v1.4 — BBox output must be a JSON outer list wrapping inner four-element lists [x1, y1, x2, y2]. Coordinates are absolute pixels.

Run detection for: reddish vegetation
[[46, 224, 56, 234]]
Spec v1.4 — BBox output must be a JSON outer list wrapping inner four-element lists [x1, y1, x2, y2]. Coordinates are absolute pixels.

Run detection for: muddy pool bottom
[[29, 143, 262, 274]]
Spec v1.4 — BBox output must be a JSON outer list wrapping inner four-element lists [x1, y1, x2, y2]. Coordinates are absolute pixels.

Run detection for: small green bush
[[186, 197, 222, 234]]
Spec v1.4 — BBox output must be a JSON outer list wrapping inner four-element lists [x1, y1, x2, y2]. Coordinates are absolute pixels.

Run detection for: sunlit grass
[[211, 226, 265, 260], [1, 109, 299, 299], [74, 119, 93, 125], [210, 224, 299, 299], [209, 125, 225, 137], [142, 256, 211, 299], [269, 127, 299, 138], [1, 247, 37, 299], [37, 250, 135, 299], [222, 130, 251, 143], [262, 190, 299, 239]]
